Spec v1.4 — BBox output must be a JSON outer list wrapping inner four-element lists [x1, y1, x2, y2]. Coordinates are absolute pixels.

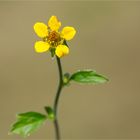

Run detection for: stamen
[[48, 31, 60, 42]]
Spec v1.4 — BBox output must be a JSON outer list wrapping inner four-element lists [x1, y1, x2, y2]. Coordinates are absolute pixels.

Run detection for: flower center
[[48, 31, 60, 42]]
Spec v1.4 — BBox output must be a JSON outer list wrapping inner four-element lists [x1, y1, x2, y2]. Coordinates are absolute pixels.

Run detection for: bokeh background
[[0, 1, 140, 140]]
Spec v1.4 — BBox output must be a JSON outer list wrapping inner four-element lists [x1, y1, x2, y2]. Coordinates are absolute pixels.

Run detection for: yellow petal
[[34, 22, 48, 38], [34, 41, 50, 53], [55, 45, 69, 58], [48, 16, 61, 31], [61, 26, 76, 40]]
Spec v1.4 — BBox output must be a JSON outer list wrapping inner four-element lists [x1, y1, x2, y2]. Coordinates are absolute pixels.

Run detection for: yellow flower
[[33, 15, 76, 58]]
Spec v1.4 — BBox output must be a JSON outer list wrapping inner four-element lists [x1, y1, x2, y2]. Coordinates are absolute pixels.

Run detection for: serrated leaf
[[70, 70, 109, 84], [10, 112, 47, 137], [44, 106, 55, 120]]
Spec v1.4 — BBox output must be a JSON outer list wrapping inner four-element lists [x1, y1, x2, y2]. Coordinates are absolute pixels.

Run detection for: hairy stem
[[53, 56, 63, 140]]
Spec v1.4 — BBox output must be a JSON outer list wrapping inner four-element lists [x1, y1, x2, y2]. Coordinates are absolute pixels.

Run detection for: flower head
[[33, 16, 76, 58]]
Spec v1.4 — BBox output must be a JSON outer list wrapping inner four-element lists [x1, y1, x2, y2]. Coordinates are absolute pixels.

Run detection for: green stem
[[53, 56, 63, 140]]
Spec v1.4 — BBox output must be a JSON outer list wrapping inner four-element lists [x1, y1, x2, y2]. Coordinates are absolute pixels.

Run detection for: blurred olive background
[[0, 1, 140, 140]]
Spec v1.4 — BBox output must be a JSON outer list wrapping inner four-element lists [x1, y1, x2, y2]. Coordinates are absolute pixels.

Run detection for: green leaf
[[63, 39, 69, 47], [10, 112, 47, 137], [50, 47, 56, 57], [70, 70, 109, 84], [44, 106, 55, 120], [63, 73, 71, 85]]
